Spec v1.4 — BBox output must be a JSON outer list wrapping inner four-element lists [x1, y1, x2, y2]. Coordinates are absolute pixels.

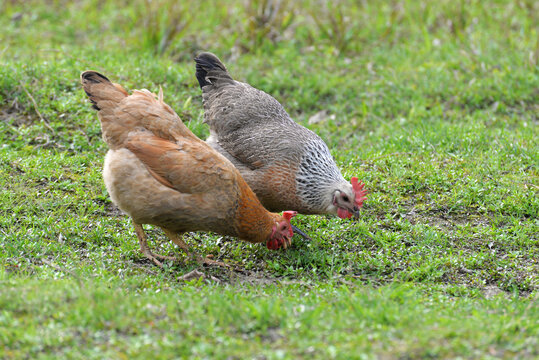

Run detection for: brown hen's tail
[[194, 52, 234, 88], [80, 71, 128, 111]]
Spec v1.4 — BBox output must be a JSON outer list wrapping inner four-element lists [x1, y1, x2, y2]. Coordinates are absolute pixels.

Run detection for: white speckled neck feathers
[[295, 139, 349, 213]]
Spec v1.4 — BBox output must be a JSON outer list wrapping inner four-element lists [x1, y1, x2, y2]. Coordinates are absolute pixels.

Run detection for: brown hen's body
[[81, 71, 297, 266], [195, 52, 367, 219]]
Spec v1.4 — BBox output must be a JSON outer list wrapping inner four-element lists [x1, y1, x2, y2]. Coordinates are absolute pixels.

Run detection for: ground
[[0, 0, 538, 358]]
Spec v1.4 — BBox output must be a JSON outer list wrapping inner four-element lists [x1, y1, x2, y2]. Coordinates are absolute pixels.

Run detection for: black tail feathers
[[81, 71, 111, 85], [194, 52, 231, 88], [80, 71, 112, 111]]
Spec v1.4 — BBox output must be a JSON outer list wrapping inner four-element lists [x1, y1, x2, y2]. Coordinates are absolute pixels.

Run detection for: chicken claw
[[134, 223, 180, 267]]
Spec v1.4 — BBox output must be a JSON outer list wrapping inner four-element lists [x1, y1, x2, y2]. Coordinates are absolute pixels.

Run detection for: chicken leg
[[135, 224, 229, 268], [133, 222, 179, 267], [163, 228, 229, 267]]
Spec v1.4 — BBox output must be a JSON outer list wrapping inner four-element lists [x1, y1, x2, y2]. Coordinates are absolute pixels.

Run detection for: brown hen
[[81, 71, 297, 267]]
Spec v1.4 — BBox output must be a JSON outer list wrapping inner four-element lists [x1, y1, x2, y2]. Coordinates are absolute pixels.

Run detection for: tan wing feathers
[[125, 132, 238, 196]]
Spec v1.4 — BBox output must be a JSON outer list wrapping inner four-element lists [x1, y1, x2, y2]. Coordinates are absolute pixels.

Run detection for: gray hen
[[194, 52, 366, 219]]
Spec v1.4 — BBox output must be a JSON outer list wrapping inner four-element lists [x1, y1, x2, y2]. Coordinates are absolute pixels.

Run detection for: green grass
[[2, 276, 538, 359], [1, 0, 538, 358]]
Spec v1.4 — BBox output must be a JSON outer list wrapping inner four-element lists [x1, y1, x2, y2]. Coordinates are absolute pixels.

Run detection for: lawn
[[1, 0, 538, 358]]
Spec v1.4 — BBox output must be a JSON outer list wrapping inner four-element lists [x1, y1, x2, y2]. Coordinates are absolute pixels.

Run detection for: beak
[[352, 206, 360, 219], [282, 235, 292, 249], [291, 225, 311, 241]]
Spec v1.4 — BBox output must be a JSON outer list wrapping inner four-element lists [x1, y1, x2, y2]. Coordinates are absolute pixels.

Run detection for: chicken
[[194, 52, 367, 219], [80, 70, 298, 267]]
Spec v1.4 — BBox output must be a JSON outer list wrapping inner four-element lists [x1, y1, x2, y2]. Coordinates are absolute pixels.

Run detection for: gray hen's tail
[[194, 52, 234, 88]]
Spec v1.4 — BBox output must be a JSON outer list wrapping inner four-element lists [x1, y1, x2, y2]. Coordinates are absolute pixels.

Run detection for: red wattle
[[337, 207, 352, 219], [267, 239, 278, 250]]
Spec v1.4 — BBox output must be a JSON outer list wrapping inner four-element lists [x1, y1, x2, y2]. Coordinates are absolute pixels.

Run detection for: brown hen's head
[[332, 177, 367, 219], [267, 211, 297, 250]]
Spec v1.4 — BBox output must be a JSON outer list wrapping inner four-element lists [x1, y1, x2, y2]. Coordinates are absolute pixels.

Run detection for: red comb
[[351, 177, 367, 208], [283, 211, 297, 237], [283, 211, 297, 221]]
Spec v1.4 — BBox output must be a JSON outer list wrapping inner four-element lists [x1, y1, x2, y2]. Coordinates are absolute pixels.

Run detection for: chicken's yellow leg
[[133, 222, 177, 267]]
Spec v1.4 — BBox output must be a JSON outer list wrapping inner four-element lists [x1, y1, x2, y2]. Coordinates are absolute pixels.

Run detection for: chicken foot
[[162, 228, 190, 254], [133, 223, 229, 268], [133, 222, 180, 267], [162, 228, 230, 268]]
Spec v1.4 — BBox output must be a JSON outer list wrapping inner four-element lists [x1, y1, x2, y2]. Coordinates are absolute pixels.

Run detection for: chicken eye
[[342, 194, 349, 202], [280, 224, 287, 231]]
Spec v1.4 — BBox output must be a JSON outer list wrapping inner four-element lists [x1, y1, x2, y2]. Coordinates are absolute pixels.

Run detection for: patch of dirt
[[225, 267, 281, 285], [482, 285, 508, 299], [177, 269, 220, 283], [171, 265, 290, 286], [400, 205, 489, 230], [129, 255, 282, 285], [93, 198, 124, 217], [0, 102, 38, 127], [104, 202, 124, 217], [260, 326, 284, 343]]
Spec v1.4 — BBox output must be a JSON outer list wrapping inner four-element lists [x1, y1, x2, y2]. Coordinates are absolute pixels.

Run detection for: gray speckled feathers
[[195, 52, 349, 214]]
